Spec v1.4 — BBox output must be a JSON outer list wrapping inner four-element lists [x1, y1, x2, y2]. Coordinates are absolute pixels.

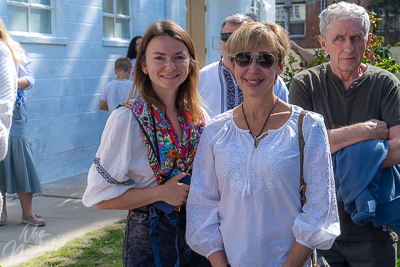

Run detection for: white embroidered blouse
[[82, 106, 210, 207], [186, 105, 340, 267]]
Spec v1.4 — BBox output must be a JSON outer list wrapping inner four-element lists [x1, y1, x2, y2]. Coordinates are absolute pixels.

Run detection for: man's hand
[[363, 119, 388, 140]]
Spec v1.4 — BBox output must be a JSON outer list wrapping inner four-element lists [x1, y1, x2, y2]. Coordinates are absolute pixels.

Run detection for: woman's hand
[[160, 172, 190, 206]]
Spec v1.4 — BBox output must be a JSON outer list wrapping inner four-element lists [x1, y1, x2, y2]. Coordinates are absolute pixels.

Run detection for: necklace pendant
[[254, 138, 259, 148]]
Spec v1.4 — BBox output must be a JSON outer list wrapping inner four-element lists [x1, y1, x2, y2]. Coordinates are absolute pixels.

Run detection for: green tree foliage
[[282, 12, 400, 88]]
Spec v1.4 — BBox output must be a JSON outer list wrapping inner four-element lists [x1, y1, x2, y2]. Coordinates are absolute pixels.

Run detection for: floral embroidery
[[124, 98, 205, 185]]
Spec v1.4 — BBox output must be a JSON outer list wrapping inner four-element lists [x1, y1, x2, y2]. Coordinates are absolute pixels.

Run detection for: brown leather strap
[[298, 110, 307, 208]]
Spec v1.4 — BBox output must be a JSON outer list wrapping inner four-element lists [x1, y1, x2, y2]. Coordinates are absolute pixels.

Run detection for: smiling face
[[319, 18, 371, 78], [232, 47, 283, 99], [142, 35, 191, 97]]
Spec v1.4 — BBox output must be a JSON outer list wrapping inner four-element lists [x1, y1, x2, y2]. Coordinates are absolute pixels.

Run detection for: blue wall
[[1, 0, 187, 183]]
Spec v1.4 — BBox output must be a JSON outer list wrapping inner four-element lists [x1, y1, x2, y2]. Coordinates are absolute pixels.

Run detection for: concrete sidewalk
[[0, 173, 127, 267]]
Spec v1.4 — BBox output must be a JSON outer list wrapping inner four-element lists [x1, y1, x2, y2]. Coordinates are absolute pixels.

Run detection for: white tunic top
[[82, 106, 210, 207], [186, 105, 340, 267]]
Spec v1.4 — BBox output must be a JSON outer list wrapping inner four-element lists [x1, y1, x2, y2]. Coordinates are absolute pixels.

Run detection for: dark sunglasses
[[232, 52, 280, 69], [220, 32, 232, 42]]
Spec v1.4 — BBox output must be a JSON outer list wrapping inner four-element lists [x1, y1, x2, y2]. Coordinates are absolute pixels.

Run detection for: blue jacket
[[332, 140, 400, 234]]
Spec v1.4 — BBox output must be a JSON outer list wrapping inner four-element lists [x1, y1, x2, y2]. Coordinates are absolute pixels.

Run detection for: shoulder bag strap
[[299, 110, 307, 208]]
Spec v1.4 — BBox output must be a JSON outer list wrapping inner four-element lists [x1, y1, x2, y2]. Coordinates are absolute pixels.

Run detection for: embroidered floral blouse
[[82, 106, 210, 207], [186, 105, 340, 267]]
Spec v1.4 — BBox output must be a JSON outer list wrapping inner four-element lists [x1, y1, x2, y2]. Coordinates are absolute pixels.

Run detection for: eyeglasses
[[220, 32, 232, 42], [232, 52, 280, 69]]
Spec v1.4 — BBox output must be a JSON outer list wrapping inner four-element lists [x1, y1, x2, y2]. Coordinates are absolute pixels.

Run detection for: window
[[376, 8, 398, 32], [7, 0, 53, 34], [251, 0, 261, 21], [102, 0, 131, 39], [276, 3, 306, 37]]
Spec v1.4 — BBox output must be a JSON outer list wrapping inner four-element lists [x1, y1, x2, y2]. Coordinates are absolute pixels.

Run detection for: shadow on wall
[[20, 36, 124, 184]]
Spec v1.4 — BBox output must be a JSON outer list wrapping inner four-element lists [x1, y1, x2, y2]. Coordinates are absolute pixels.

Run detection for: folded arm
[[328, 119, 389, 154], [383, 124, 400, 168]]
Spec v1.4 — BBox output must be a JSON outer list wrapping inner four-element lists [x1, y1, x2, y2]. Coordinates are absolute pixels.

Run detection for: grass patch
[[17, 219, 126, 267]]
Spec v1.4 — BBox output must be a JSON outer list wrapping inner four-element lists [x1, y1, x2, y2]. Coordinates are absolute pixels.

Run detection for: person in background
[[99, 57, 133, 112], [83, 20, 211, 266], [186, 21, 339, 267], [198, 13, 289, 119], [290, 40, 316, 68], [0, 18, 45, 226], [244, 12, 258, 22], [0, 21, 18, 218], [289, 2, 400, 266], [126, 35, 142, 81]]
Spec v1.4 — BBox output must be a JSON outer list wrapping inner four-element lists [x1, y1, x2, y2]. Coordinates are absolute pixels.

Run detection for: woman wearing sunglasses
[[186, 22, 339, 267]]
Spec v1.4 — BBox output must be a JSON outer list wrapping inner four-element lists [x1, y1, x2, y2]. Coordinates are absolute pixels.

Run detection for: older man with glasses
[[198, 13, 289, 118]]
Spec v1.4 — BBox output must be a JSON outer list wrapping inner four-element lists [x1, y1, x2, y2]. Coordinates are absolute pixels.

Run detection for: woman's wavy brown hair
[[127, 20, 202, 124]]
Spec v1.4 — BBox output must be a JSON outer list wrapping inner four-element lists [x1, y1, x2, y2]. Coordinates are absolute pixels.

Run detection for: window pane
[[276, 21, 285, 29], [30, 8, 51, 33], [115, 18, 129, 38], [32, 0, 51, 4], [103, 17, 114, 37], [290, 22, 305, 35], [389, 16, 396, 31], [117, 0, 129, 15], [7, 6, 28, 32], [276, 6, 286, 20], [103, 0, 113, 13], [291, 5, 305, 20]]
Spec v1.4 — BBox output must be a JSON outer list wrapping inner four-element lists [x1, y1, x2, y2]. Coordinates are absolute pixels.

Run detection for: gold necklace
[[242, 98, 279, 148]]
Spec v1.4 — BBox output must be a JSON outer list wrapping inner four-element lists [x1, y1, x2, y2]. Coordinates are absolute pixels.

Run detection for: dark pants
[[122, 206, 211, 267], [320, 240, 397, 267]]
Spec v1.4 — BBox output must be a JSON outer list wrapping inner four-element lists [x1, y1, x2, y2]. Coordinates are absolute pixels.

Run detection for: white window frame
[[251, 0, 261, 21], [7, 0, 68, 46], [276, 3, 306, 38], [102, 0, 132, 47]]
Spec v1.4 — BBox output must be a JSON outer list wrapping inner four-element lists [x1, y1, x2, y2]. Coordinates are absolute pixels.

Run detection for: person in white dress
[[0, 18, 44, 227], [83, 20, 211, 266], [186, 22, 340, 267]]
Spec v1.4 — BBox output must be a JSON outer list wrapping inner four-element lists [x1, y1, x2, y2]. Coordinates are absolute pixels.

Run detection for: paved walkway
[[0, 173, 127, 267]]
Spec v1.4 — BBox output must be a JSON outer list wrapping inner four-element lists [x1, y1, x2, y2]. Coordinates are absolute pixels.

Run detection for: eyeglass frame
[[232, 52, 281, 69], [220, 32, 233, 42]]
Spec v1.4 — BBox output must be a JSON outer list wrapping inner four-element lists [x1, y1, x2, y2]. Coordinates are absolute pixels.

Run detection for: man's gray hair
[[221, 13, 252, 33], [319, 2, 370, 40]]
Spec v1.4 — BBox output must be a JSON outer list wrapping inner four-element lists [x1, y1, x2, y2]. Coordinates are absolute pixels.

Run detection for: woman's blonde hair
[[127, 20, 202, 124], [0, 18, 24, 69], [226, 22, 290, 67]]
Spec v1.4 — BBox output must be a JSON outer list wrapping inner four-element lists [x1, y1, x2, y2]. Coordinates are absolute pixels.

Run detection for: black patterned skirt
[[123, 205, 211, 267]]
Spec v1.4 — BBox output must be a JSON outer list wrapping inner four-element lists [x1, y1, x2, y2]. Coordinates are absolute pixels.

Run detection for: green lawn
[[17, 220, 126, 267]]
